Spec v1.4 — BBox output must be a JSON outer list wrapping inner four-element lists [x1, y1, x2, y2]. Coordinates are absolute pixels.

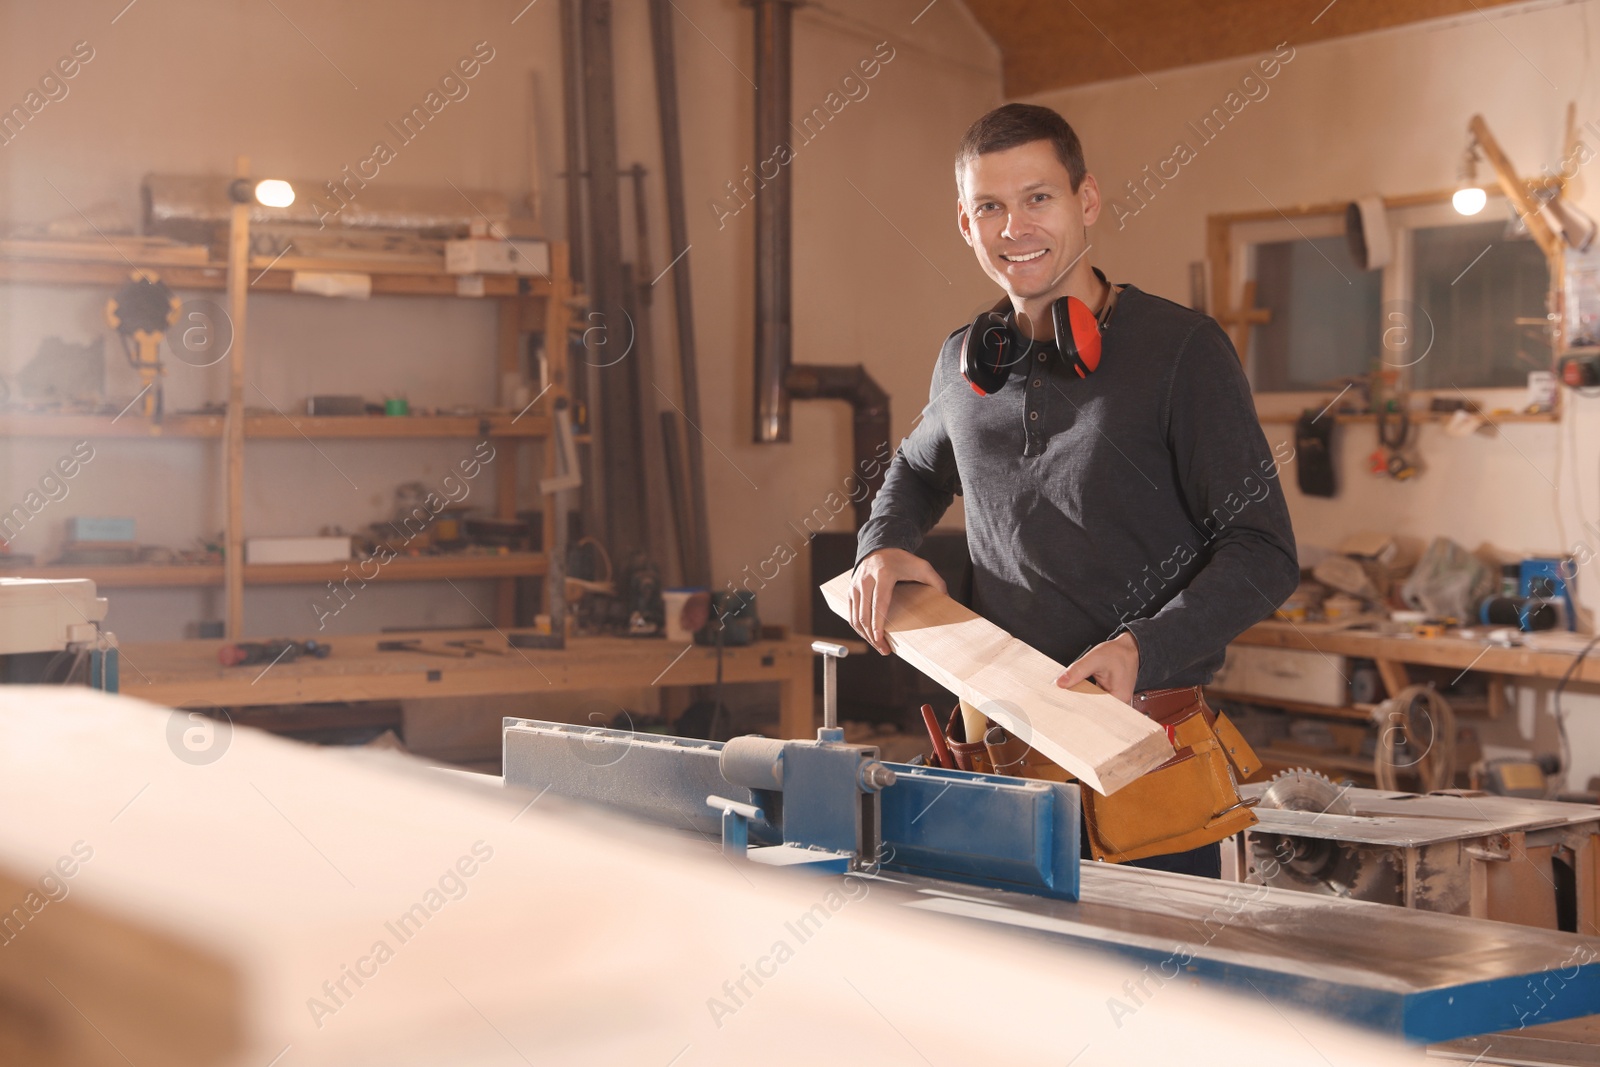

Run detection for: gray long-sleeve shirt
[[855, 284, 1300, 690]]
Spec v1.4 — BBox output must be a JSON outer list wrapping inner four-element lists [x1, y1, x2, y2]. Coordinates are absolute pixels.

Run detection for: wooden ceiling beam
[[965, 0, 1532, 96]]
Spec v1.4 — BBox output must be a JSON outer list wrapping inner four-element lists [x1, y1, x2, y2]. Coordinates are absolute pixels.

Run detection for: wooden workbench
[[116, 630, 829, 739], [1217, 621, 1600, 784], [1231, 620, 1600, 691]]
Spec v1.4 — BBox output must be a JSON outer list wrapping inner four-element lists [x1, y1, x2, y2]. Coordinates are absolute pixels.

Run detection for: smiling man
[[845, 103, 1299, 877]]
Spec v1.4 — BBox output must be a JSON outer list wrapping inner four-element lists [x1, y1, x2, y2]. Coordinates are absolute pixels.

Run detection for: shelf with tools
[[1254, 409, 1558, 426], [0, 227, 574, 636], [0, 413, 552, 439], [0, 241, 542, 299], [5, 553, 551, 589], [1205, 690, 1380, 723]]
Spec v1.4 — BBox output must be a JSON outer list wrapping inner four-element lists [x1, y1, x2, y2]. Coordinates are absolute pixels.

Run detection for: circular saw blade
[[1249, 769, 1398, 902], [1256, 767, 1353, 816]]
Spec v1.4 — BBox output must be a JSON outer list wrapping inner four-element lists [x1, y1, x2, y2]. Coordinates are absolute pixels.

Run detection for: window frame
[[1208, 189, 1560, 425]]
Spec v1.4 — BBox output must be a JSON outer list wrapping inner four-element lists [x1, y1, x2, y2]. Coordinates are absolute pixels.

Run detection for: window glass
[[1249, 235, 1381, 392], [1409, 220, 1550, 389]]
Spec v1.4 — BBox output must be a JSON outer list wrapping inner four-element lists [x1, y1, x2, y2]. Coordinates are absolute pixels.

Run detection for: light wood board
[[0, 687, 1414, 1067], [819, 572, 1173, 794]]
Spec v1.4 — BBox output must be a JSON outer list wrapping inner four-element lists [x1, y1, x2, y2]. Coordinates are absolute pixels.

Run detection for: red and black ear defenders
[[960, 270, 1120, 397]]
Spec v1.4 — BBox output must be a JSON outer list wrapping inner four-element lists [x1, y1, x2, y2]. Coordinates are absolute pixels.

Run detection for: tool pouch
[[964, 690, 1260, 863], [984, 725, 1071, 782], [948, 737, 995, 774], [939, 703, 995, 773], [1079, 688, 1260, 863]]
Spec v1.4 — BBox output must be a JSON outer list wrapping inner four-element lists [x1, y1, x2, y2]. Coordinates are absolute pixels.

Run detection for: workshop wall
[[1026, 0, 1600, 790], [0, 1, 1001, 640]]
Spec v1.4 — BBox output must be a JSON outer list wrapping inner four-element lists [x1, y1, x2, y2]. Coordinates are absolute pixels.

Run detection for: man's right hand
[[847, 548, 947, 655]]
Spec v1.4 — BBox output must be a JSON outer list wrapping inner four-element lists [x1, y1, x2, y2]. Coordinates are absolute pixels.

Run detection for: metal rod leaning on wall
[[750, 0, 798, 446], [560, 0, 604, 542], [560, 0, 588, 289], [649, 0, 714, 588], [579, 0, 649, 561], [660, 411, 695, 584]]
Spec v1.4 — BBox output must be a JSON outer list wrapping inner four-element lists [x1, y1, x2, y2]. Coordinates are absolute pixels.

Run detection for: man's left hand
[[1055, 633, 1140, 705]]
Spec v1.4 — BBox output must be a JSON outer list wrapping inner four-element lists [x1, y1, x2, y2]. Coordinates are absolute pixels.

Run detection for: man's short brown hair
[[954, 103, 1087, 195]]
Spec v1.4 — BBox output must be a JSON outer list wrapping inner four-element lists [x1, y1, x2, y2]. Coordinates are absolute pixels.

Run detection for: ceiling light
[[253, 179, 295, 208], [1453, 186, 1487, 216], [1453, 144, 1486, 216], [228, 177, 294, 207]]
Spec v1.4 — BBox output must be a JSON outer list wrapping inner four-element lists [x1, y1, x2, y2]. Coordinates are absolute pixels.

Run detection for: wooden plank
[[1232, 621, 1600, 686], [1255, 409, 1559, 426], [3, 564, 226, 588], [818, 572, 1172, 794], [1488, 673, 1507, 720], [116, 631, 822, 732], [246, 414, 550, 438], [0, 255, 540, 299], [242, 555, 548, 585], [0, 413, 225, 438], [1205, 689, 1377, 722], [6, 554, 548, 589], [1375, 658, 1411, 700], [224, 156, 250, 641], [495, 297, 522, 627], [0, 688, 1415, 1067], [0, 237, 210, 265], [0, 414, 550, 439]]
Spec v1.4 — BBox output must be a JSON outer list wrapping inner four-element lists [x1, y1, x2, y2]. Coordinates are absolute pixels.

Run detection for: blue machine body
[[501, 716, 1600, 1045]]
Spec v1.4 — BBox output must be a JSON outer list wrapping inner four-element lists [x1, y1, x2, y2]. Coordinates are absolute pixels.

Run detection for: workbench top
[[1235, 620, 1600, 685], [116, 630, 835, 737]]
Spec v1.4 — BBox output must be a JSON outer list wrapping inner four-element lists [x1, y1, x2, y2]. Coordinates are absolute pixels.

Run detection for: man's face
[[956, 139, 1100, 303]]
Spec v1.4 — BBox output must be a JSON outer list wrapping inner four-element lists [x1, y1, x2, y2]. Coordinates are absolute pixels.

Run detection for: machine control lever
[[811, 640, 850, 735]]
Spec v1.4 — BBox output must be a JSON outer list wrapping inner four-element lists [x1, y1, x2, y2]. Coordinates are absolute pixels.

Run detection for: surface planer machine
[[502, 656, 1600, 1051]]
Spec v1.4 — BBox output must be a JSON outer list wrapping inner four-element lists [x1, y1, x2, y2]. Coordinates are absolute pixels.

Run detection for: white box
[[446, 238, 513, 275], [507, 238, 550, 276], [1210, 644, 1349, 707], [445, 237, 550, 276], [245, 536, 351, 565]]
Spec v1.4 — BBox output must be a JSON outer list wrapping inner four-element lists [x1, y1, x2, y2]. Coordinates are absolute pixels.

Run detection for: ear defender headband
[[961, 271, 1119, 397]]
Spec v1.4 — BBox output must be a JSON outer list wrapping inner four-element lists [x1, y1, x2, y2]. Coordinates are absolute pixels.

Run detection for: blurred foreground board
[[0, 688, 1422, 1067], [819, 571, 1172, 794]]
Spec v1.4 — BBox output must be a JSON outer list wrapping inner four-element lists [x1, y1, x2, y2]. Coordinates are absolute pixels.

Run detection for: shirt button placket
[[1023, 362, 1045, 457]]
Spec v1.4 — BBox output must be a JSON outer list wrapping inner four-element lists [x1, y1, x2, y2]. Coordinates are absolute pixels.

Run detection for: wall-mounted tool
[[1369, 404, 1418, 480], [105, 270, 180, 420]]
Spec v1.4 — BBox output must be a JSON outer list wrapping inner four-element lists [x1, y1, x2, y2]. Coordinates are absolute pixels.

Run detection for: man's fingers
[[1056, 650, 1106, 691], [870, 580, 892, 655], [1055, 661, 1092, 689], [850, 575, 875, 645]]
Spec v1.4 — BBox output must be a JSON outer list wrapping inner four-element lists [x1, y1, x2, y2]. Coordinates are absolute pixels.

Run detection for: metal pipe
[[649, 0, 714, 586], [559, 0, 588, 286], [751, 0, 797, 444], [785, 364, 891, 528], [579, 0, 649, 560]]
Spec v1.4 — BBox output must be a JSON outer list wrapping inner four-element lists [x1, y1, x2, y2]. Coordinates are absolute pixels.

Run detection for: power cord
[[1552, 633, 1600, 794]]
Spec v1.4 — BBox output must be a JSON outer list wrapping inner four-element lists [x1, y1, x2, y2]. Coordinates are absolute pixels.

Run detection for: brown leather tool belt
[[940, 687, 1261, 865]]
